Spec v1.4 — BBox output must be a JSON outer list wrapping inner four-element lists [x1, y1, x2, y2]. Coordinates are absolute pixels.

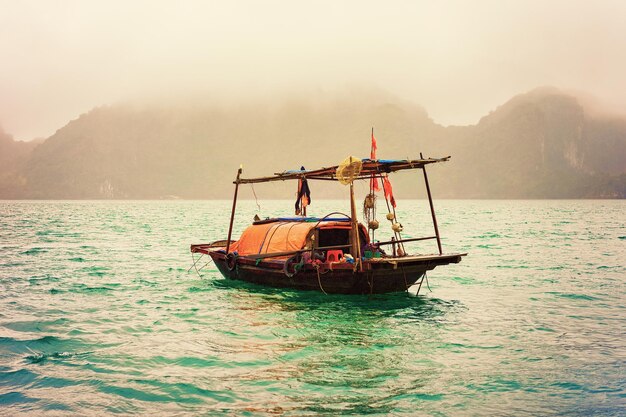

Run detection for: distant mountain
[[1, 87, 625, 199], [435, 87, 626, 198], [0, 128, 42, 198]]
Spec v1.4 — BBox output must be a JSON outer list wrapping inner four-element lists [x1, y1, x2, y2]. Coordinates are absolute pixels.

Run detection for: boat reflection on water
[[204, 276, 461, 414]]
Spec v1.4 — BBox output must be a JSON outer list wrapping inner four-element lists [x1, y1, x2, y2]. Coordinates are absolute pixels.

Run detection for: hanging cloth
[[382, 176, 396, 208], [295, 167, 311, 215]]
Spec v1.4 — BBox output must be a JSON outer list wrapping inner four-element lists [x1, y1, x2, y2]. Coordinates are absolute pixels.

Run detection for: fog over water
[[1, 0, 626, 140]]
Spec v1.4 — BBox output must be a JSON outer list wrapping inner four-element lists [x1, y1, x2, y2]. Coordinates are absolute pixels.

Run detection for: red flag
[[371, 129, 380, 191], [382, 176, 396, 208], [370, 176, 380, 192], [370, 129, 377, 159]]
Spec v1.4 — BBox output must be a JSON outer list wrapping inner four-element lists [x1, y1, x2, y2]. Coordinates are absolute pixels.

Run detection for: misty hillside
[[1, 88, 625, 199], [441, 88, 626, 198], [0, 128, 42, 198]]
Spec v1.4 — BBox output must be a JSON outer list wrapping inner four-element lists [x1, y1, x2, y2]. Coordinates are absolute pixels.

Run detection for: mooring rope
[[365, 271, 373, 293], [188, 253, 204, 273], [314, 264, 328, 295], [400, 263, 409, 291], [415, 272, 425, 296], [197, 258, 214, 272], [189, 253, 214, 277]]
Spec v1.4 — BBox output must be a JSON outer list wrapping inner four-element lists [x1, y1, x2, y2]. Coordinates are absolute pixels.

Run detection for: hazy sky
[[1, 0, 625, 140]]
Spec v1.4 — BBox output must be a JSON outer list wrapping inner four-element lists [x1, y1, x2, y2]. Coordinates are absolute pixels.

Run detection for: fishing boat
[[191, 135, 466, 294]]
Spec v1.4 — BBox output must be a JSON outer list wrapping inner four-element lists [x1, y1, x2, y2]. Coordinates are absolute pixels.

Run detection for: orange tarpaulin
[[229, 221, 349, 256]]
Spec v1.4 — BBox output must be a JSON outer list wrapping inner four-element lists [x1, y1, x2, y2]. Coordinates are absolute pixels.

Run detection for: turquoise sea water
[[0, 200, 624, 416]]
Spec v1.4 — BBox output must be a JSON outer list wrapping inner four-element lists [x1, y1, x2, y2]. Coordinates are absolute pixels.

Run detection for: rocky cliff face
[[2, 88, 625, 199]]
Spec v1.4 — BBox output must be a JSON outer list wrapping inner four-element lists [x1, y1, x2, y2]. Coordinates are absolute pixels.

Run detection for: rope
[[309, 211, 351, 230], [188, 252, 204, 273], [250, 183, 261, 211], [381, 174, 404, 253], [197, 258, 214, 272], [258, 221, 287, 254], [400, 263, 409, 291], [314, 264, 327, 295], [391, 203, 406, 254], [189, 253, 214, 277], [415, 272, 425, 296]]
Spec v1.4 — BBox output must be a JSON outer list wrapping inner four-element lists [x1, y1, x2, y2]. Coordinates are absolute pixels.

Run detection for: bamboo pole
[[420, 153, 442, 255], [225, 166, 243, 253], [370, 127, 376, 242], [349, 179, 362, 271]]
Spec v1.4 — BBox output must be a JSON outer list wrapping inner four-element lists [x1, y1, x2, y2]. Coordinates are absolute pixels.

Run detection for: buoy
[[392, 222, 403, 232], [386, 213, 395, 221], [368, 220, 379, 230]]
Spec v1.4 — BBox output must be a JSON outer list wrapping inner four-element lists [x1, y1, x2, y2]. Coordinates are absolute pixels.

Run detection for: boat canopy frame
[[235, 156, 450, 184], [225, 154, 448, 261]]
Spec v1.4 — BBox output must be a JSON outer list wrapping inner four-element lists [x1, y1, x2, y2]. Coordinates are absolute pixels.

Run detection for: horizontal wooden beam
[[375, 236, 437, 246], [240, 244, 352, 260]]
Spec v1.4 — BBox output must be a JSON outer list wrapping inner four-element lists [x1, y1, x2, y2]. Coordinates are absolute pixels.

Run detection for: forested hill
[[0, 128, 42, 198], [1, 87, 625, 199]]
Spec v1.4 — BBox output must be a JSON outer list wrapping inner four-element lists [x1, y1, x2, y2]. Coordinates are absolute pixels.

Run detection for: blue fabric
[[282, 169, 312, 174], [378, 159, 407, 163], [275, 217, 349, 222], [361, 158, 408, 163]]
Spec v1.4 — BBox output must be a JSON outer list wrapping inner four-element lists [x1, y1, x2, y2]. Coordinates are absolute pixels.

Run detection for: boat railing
[[375, 236, 437, 246]]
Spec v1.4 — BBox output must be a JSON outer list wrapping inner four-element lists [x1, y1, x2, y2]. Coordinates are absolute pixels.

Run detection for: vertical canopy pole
[[420, 153, 442, 255], [349, 181, 362, 269], [370, 127, 376, 242], [225, 166, 243, 253]]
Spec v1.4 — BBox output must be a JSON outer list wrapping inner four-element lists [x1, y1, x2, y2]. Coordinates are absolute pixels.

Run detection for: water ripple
[[0, 200, 624, 415]]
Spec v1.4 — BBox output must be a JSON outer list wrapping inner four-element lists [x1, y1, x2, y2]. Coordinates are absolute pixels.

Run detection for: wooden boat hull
[[205, 250, 464, 294]]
